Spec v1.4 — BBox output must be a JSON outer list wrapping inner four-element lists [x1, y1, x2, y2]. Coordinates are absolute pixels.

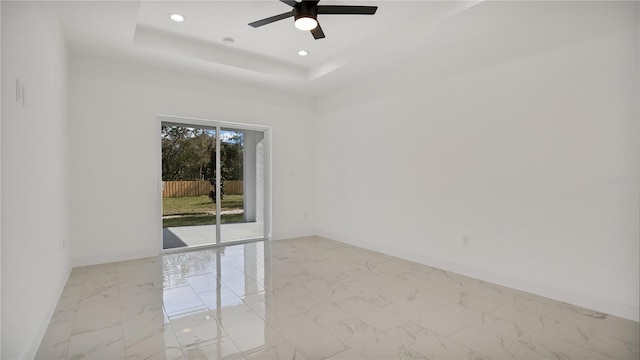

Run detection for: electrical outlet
[[462, 236, 470, 247]]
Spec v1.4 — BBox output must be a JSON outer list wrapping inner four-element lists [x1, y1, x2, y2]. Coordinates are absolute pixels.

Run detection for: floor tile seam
[[512, 297, 563, 314], [429, 279, 484, 295], [68, 300, 95, 339], [383, 295, 453, 316], [514, 322, 632, 359], [116, 265, 150, 276], [81, 280, 120, 297], [472, 287, 565, 313], [233, 336, 283, 359], [538, 314, 596, 345], [161, 321, 188, 359], [194, 287, 229, 314], [406, 316, 464, 340], [210, 306, 246, 334], [121, 301, 166, 332], [382, 320, 457, 359], [165, 304, 211, 321], [70, 272, 91, 298], [267, 292, 307, 320], [454, 296, 505, 314], [66, 324, 126, 360], [487, 302, 557, 322], [487, 308, 607, 348], [83, 271, 118, 282], [117, 279, 158, 292], [192, 282, 230, 300], [69, 305, 124, 339], [349, 301, 409, 331], [114, 279, 127, 360], [542, 312, 631, 337], [44, 276, 84, 359], [122, 324, 166, 348], [499, 304, 559, 321], [221, 280, 263, 299], [269, 313, 343, 357], [120, 324, 127, 358], [585, 329, 640, 348], [297, 300, 352, 334], [325, 315, 370, 347], [59, 332, 73, 360], [174, 313, 230, 352], [224, 320, 285, 359], [581, 336, 639, 360], [331, 316, 423, 358], [319, 345, 356, 360], [552, 324, 638, 359], [221, 269, 260, 281], [301, 277, 348, 293], [445, 326, 533, 360], [242, 302, 270, 324], [379, 319, 444, 360], [116, 273, 153, 285], [178, 338, 231, 359]]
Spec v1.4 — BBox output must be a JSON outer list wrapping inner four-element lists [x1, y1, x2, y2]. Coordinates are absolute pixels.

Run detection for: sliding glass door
[[219, 128, 265, 244], [160, 117, 269, 250]]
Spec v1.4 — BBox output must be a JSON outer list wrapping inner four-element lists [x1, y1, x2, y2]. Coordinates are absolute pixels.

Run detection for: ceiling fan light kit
[[295, 17, 318, 31], [249, 0, 377, 40], [294, 1, 319, 30]]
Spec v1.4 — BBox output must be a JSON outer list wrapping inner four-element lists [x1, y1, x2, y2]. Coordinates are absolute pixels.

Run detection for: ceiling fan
[[249, 0, 378, 40]]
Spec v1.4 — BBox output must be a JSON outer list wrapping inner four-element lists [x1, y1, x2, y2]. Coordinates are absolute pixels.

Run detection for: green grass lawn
[[162, 195, 245, 228], [162, 195, 243, 216]]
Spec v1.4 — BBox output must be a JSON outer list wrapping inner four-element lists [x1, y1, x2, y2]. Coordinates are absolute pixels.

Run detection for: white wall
[[316, 1, 639, 321], [0, 2, 3, 356], [69, 53, 316, 265], [1, 2, 71, 358]]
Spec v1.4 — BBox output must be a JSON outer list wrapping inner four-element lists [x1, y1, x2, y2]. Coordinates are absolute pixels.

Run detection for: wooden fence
[[162, 180, 243, 198], [224, 180, 243, 195]]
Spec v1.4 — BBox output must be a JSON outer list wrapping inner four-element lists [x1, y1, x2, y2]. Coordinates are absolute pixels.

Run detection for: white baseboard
[[72, 248, 160, 267], [316, 231, 639, 322], [20, 264, 72, 360]]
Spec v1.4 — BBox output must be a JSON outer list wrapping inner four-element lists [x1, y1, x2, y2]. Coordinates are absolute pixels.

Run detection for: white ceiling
[[54, 0, 481, 95]]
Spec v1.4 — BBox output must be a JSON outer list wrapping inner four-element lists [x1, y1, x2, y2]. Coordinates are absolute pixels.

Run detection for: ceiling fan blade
[[279, 0, 298, 7], [249, 11, 294, 27], [317, 5, 378, 15], [311, 23, 325, 39]]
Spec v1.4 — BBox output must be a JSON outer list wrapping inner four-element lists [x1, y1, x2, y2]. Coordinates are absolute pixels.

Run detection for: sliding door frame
[[157, 115, 272, 253]]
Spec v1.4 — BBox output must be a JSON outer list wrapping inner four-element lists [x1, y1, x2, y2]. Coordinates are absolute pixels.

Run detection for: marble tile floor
[[36, 236, 639, 360]]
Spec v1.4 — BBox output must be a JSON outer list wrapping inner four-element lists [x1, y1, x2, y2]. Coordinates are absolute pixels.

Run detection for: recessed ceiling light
[[169, 13, 184, 22], [298, 50, 309, 56]]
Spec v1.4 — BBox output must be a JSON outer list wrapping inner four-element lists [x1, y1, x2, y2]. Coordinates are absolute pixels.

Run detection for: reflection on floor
[[163, 222, 264, 249], [37, 236, 639, 359]]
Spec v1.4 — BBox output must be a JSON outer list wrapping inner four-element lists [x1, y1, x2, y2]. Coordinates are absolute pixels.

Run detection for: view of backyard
[[162, 194, 244, 227], [161, 124, 265, 248], [161, 125, 246, 229]]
